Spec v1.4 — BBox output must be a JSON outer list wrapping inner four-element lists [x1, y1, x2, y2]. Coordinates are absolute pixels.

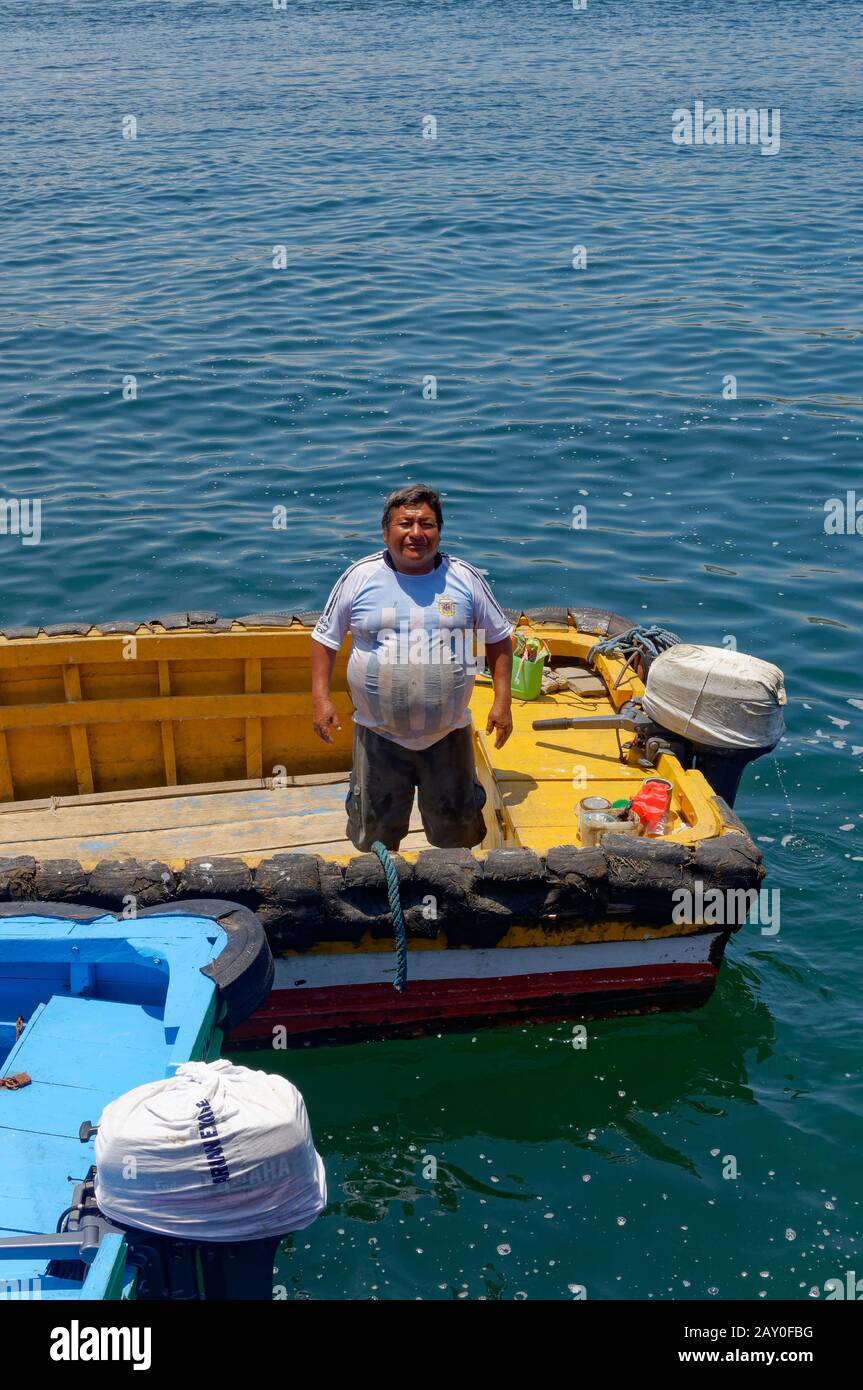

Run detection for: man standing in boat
[[310, 484, 514, 851]]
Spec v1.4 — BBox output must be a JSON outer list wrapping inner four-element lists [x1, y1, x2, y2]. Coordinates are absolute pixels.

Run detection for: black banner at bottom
[[5, 1295, 856, 1375]]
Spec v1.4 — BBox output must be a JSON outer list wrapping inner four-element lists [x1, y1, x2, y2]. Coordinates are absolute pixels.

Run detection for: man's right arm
[[311, 638, 342, 744], [310, 566, 360, 743]]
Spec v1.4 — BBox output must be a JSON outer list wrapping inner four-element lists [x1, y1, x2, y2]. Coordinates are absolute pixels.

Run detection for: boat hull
[[0, 900, 273, 1300], [229, 929, 726, 1046], [0, 608, 767, 1045]]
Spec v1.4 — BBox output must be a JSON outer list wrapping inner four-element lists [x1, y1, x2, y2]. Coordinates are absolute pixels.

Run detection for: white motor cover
[[94, 1059, 326, 1242], [642, 644, 786, 749]]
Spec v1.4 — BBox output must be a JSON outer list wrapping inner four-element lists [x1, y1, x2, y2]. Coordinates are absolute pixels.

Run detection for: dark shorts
[[346, 724, 487, 851]]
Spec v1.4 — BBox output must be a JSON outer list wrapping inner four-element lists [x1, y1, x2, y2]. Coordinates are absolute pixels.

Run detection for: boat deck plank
[[0, 781, 434, 867]]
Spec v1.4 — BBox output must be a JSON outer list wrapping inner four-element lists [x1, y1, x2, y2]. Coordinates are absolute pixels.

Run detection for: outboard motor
[[641, 645, 786, 806], [533, 644, 786, 808], [92, 1059, 327, 1300]]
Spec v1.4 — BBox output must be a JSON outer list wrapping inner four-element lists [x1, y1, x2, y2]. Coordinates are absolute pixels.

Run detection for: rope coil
[[588, 624, 681, 684], [370, 841, 408, 993]]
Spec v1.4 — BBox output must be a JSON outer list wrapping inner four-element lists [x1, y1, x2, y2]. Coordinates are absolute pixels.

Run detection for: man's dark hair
[[381, 484, 443, 531]]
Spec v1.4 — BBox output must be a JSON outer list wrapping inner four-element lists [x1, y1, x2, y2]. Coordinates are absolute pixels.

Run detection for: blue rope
[[588, 624, 681, 676], [370, 841, 408, 993]]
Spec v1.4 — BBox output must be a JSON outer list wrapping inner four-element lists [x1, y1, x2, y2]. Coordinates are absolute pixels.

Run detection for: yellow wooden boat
[[0, 607, 776, 1044]]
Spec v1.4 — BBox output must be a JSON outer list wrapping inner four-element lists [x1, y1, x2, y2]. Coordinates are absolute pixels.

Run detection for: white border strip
[[273, 934, 720, 991]]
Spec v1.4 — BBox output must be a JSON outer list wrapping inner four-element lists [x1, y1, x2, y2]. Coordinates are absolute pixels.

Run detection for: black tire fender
[[522, 605, 570, 625], [503, 606, 634, 635], [568, 607, 634, 638]]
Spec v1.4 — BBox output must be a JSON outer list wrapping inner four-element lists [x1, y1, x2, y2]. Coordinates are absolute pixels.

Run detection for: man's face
[[383, 502, 441, 573]]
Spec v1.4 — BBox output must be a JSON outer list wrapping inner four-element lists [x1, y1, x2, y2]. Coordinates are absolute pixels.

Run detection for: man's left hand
[[486, 701, 513, 749]]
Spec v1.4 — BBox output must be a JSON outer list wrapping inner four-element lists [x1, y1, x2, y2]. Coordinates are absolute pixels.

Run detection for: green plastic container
[[511, 652, 547, 700]]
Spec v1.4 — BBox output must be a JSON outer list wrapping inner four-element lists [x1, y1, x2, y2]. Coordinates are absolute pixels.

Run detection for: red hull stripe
[[229, 961, 717, 1042]]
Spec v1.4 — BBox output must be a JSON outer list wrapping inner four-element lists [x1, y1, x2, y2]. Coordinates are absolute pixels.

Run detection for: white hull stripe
[[273, 934, 721, 991]]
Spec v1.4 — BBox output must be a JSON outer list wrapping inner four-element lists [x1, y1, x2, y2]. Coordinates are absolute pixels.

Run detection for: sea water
[[2, 0, 861, 1301]]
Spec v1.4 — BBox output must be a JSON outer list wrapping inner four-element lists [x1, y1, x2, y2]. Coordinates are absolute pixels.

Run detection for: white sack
[[94, 1059, 326, 1243], [642, 644, 786, 749]]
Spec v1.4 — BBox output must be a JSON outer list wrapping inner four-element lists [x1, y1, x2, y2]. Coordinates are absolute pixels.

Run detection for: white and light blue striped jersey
[[312, 550, 513, 749]]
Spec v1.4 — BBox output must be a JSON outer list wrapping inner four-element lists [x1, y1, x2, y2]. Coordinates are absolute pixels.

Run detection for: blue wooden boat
[[0, 899, 272, 1300]]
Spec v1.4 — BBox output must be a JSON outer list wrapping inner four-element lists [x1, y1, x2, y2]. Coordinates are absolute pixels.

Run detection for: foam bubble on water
[[772, 757, 797, 833]]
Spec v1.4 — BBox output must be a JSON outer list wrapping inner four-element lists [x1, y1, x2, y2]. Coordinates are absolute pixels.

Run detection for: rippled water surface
[[3, 0, 862, 1300]]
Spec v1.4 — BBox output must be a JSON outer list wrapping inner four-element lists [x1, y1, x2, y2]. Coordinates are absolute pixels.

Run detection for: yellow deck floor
[[469, 680, 687, 853]]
